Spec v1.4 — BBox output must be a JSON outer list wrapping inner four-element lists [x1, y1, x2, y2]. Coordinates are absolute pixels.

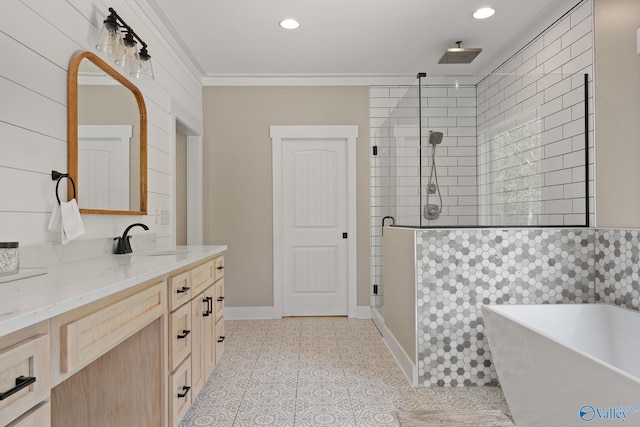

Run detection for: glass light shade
[[96, 25, 125, 56], [131, 54, 154, 80], [114, 33, 141, 75]]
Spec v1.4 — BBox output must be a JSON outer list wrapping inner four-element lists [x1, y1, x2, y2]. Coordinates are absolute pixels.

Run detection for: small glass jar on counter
[[0, 242, 19, 276]]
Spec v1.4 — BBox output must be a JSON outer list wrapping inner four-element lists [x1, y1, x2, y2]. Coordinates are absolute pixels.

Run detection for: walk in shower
[[370, 72, 592, 318]]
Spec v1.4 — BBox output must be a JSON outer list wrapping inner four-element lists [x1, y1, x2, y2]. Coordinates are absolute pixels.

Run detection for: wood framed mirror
[[68, 51, 147, 215]]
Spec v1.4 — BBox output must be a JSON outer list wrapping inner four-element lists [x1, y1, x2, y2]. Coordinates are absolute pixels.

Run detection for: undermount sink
[[140, 249, 191, 256]]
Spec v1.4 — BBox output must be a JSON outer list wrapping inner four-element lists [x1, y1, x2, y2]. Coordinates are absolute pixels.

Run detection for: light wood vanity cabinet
[[0, 250, 226, 427], [166, 254, 225, 426]]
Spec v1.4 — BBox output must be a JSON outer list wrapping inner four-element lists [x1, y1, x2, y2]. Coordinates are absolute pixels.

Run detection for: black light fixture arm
[[107, 7, 150, 55]]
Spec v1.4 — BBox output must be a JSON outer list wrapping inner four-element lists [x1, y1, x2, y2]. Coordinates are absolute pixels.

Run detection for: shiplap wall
[[0, 0, 203, 246]]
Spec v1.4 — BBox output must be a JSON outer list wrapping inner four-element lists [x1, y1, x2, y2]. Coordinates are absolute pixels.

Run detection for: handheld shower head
[[429, 131, 443, 145]]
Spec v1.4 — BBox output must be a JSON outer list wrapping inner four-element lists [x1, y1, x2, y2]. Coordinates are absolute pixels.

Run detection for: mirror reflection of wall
[[77, 59, 140, 211]]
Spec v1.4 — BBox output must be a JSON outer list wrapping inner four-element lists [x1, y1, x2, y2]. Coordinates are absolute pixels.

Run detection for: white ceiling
[[146, 0, 581, 82]]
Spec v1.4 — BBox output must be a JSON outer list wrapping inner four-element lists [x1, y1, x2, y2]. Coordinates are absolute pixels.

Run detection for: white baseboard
[[224, 306, 275, 320], [381, 322, 417, 387], [224, 306, 371, 320], [355, 306, 371, 319]]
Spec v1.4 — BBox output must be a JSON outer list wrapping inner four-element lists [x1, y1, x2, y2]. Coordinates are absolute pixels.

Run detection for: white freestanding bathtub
[[482, 304, 640, 427]]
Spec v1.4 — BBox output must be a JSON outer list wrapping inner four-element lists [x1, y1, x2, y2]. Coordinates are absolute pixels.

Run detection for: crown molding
[[202, 74, 418, 87], [132, 0, 206, 83]]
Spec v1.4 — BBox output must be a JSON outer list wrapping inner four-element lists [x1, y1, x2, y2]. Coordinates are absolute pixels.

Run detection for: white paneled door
[[281, 139, 348, 316]]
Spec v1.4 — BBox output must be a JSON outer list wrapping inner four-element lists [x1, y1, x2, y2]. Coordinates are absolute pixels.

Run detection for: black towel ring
[[51, 170, 76, 205]]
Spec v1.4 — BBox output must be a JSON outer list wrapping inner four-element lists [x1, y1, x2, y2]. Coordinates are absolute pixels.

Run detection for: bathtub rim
[[482, 302, 640, 385]]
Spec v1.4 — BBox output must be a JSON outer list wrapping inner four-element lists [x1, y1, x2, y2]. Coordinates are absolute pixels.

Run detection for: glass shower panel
[[476, 73, 589, 226], [415, 72, 589, 227], [371, 79, 421, 316]]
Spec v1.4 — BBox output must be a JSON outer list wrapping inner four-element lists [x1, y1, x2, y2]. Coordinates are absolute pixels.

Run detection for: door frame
[[173, 118, 204, 245], [271, 125, 358, 319]]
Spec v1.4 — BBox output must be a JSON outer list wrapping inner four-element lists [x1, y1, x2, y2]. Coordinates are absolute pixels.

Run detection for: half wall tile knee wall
[[596, 230, 640, 310], [415, 228, 639, 387]]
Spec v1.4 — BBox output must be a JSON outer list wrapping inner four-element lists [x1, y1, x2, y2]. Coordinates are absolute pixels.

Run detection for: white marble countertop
[[0, 245, 227, 337]]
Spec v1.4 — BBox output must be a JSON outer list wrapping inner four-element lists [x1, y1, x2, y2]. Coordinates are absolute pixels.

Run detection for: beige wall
[[594, 0, 640, 227], [203, 86, 370, 308]]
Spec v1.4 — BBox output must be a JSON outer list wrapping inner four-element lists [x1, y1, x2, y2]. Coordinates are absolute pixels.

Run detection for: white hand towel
[[60, 199, 85, 244], [48, 203, 62, 233]]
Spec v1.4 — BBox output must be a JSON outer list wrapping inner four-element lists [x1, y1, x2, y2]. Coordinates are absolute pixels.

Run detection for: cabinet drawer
[[169, 356, 192, 427], [168, 270, 192, 311], [191, 260, 215, 296], [7, 401, 50, 427], [214, 256, 225, 282], [215, 278, 225, 321], [169, 302, 192, 372], [0, 335, 50, 427], [59, 282, 165, 374], [215, 319, 225, 365]]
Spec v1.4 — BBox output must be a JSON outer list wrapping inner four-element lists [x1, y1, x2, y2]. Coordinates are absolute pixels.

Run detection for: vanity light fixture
[[96, 8, 154, 80], [279, 18, 300, 30], [473, 7, 495, 20]]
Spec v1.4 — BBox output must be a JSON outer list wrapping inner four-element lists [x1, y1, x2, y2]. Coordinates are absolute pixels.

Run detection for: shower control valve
[[427, 183, 437, 194], [424, 204, 441, 220]]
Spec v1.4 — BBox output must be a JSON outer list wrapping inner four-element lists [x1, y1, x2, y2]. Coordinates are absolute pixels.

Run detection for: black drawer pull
[[217, 296, 225, 302], [177, 330, 191, 339], [0, 376, 36, 401], [177, 385, 191, 398], [176, 286, 190, 294], [217, 265, 224, 270], [218, 336, 225, 343], [203, 297, 212, 316]]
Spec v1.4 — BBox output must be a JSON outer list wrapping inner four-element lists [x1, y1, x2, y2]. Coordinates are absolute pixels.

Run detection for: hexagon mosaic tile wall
[[596, 230, 640, 311], [415, 228, 596, 387]]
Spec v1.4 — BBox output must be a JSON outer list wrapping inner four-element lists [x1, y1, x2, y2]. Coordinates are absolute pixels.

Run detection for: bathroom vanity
[[0, 245, 226, 427]]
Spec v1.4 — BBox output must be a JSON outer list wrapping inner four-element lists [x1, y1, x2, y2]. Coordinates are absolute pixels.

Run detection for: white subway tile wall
[[476, 0, 594, 226]]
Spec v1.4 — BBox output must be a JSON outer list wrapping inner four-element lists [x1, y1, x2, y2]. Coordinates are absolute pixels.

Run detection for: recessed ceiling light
[[279, 18, 300, 30], [473, 7, 495, 19]]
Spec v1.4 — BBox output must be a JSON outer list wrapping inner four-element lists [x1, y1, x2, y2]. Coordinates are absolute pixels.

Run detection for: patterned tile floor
[[179, 318, 511, 427]]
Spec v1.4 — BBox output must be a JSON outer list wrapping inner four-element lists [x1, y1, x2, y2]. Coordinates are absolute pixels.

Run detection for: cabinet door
[[203, 286, 217, 377], [168, 303, 192, 372], [190, 291, 207, 397]]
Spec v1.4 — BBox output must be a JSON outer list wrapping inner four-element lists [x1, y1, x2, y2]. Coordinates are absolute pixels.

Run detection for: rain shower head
[[438, 41, 482, 64], [429, 131, 443, 145]]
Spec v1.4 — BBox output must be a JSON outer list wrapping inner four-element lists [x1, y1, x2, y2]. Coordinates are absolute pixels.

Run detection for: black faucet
[[114, 223, 149, 254]]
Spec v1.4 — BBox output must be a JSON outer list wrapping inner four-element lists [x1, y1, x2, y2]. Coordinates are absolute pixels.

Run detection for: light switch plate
[[637, 28, 640, 54]]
